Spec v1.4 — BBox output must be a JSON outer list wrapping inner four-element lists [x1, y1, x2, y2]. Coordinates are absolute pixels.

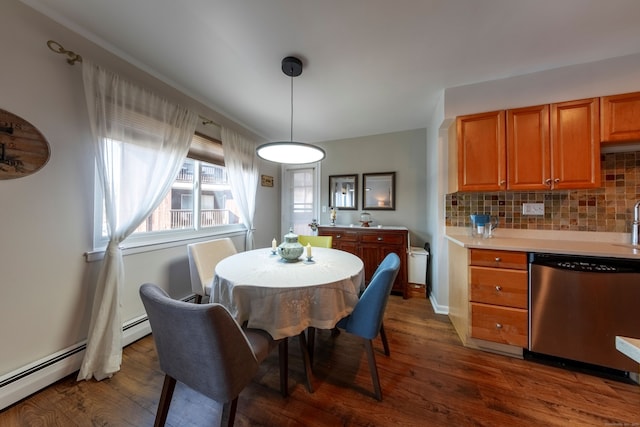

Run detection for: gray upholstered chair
[[139, 283, 288, 427], [187, 238, 237, 303]]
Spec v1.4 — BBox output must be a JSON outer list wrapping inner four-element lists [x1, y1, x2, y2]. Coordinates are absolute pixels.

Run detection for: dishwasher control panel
[[530, 253, 640, 273]]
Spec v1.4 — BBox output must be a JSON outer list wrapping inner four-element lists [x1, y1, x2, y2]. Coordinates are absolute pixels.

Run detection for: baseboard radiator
[[0, 294, 196, 410]]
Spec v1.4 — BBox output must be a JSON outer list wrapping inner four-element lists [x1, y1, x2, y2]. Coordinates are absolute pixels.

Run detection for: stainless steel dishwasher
[[529, 253, 640, 374]]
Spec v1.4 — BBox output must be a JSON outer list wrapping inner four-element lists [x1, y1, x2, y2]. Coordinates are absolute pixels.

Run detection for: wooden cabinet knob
[[336, 234, 341, 238], [496, 323, 503, 329], [495, 285, 502, 292], [494, 257, 501, 262], [377, 237, 383, 241]]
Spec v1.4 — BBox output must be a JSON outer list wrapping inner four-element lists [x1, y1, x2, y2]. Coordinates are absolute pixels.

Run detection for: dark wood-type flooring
[[2, 293, 639, 426]]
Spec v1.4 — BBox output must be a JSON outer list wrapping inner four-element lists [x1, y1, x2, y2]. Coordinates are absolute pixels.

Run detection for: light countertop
[[616, 336, 640, 364], [445, 227, 640, 259]]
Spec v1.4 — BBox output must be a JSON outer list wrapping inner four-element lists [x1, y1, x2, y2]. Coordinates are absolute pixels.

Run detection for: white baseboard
[[0, 317, 151, 411], [429, 293, 449, 315]]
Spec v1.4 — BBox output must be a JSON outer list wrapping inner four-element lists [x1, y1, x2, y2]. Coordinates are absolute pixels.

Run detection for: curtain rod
[[46, 39, 221, 128]]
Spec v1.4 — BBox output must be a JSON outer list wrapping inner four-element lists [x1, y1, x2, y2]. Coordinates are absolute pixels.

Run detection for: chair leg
[[364, 339, 383, 401], [220, 397, 238, 427], [379, 322, 390, 356], [297, 331, 314, 393], [154, 375, 176, 427], [279, 339, 289, 397]]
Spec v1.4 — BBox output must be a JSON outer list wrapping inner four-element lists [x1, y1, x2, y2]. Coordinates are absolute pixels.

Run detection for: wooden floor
[[2, 294, 640, 426]]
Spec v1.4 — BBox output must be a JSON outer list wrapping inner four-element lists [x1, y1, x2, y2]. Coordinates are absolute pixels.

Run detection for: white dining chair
[[187, 238, 237, 303]]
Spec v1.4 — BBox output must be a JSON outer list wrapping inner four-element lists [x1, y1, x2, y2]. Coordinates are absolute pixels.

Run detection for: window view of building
[[132, 158, 240, 234]]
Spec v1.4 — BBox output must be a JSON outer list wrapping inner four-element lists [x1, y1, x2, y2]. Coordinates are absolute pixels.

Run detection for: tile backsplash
[[445, 151, 640, 232]]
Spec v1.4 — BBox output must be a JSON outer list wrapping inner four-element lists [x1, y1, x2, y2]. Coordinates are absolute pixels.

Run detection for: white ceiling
[[22, 0, 640, 142]]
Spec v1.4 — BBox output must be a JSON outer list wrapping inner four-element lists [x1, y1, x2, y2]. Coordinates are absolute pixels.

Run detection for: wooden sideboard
[[317, 226, 409, 298]]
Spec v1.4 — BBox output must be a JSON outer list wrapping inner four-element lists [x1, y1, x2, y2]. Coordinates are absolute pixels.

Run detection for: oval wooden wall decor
[[0, 109, 50, 180]]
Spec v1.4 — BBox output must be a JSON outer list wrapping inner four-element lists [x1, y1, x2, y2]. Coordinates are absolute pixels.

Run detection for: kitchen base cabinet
[[318, 226, 408, 298], [469, 249, 528, 348], [448, 244, 528, 357]]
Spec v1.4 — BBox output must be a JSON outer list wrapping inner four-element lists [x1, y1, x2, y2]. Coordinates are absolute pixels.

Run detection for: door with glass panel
[[281, 164, 320, 237]]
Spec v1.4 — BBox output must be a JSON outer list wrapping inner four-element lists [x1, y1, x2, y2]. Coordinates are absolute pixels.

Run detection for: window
[[282, 164, 320, 235], [94, 133, 243, 249]]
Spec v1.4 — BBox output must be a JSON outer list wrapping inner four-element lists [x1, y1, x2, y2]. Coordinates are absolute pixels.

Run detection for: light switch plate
[[522, 202, 544, 215]]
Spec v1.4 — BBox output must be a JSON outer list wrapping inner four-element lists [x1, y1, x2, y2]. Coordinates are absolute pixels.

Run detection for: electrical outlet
[[522, 202, 544, 215], [322, 206, 327, 213]]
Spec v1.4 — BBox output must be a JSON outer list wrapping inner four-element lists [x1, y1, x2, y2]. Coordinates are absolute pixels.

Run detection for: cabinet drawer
[[470, 249, 527, 270], [471, 302, 528, 347], [360, 233, 405, 244], [470, 266, 528, 308], [329, 231, 358, 242]]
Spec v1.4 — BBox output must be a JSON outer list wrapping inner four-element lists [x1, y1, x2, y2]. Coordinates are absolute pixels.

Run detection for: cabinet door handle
[[499, 180, 506, 186], [495, 323, 503, 329], [494, 257, 501, 262], [554, 178, 560, 184], [495, 285, 502, 292], [336, 234, 341, 238], [545, 178, 552, 186], [377, 237, 383, 241]]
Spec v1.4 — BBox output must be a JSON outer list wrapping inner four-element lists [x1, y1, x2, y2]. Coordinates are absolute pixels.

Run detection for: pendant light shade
[[256, 56, 326, 164]]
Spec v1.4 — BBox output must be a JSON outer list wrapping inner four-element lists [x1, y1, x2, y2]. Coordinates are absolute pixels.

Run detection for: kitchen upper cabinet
[[506, 105, 550, 191], [457, 98, 600, 192], [507, 99, 600, 190], [550, 98, 600, 189], [601, 91, 640, 144], [457, 110, 506, 191]]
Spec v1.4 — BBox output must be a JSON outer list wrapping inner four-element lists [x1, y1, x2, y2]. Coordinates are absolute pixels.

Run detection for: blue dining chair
[[369, 252, 400, 356], [334, 252, 400, 400], [139, 283, 288, 427]]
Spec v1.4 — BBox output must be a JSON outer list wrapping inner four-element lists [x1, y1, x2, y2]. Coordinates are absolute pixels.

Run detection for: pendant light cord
[[290, 74, 294, 142]]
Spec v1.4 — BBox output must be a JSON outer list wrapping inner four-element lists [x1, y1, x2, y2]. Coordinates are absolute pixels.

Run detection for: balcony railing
[[170, 209, 231, 228], [176, 165, 228, 185]]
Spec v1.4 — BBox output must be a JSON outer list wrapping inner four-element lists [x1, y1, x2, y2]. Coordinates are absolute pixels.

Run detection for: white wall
[[0, 1, 280, 406], [314, 129, 429, 247], [445, 52, 640, 118]]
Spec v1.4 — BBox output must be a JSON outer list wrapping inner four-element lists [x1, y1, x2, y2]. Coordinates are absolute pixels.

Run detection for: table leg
[[279, 339, 289, 397], [297, 331, 314, 393], [306, 327, 316, 365]]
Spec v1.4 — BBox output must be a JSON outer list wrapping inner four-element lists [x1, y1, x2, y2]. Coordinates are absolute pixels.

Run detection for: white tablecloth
[[211, 247, 364, 339]]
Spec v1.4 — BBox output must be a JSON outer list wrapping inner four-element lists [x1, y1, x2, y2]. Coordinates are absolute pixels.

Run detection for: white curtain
[[222, 127, 260, 250], [78, 60, 199, 381]]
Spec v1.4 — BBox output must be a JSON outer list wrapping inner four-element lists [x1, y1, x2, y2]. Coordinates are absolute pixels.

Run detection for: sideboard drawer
[[331, 231, 358, 241], [360, 233, 405, 244]]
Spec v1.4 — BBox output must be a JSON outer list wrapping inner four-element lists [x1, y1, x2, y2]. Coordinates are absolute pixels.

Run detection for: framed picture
[[261, 174, 274, 187], [329, 174, 358, 210], [363, 172, 395, 210]]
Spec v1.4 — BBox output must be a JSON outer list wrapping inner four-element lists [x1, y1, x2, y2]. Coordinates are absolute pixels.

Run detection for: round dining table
[[210, 246, 364, 340]]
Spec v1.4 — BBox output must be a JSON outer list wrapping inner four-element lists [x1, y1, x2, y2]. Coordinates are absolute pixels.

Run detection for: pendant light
[[256, 56, 326, 164]]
